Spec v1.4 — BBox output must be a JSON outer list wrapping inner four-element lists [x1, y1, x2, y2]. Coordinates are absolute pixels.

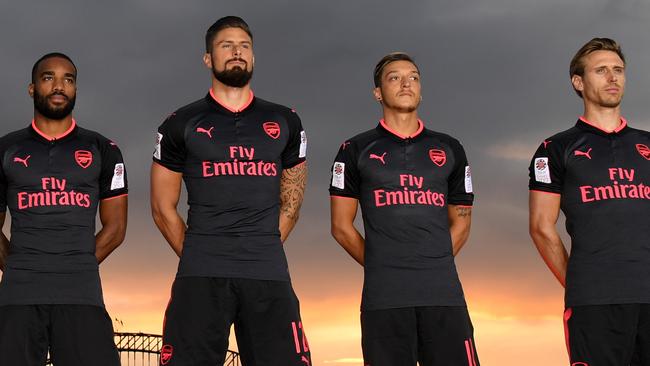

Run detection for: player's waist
[[7, 250, 99, 273]]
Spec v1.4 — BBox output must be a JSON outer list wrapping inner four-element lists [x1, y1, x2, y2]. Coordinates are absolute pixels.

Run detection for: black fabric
[[0, 122, 127, 306], [565, 304, 650, 366], [0, 304, 120, 366], [361, 306, 479, 366], [153, 92, 306, 281], [329, 121, 474, 310], [160, 277, 311, 366], [528, 118, 650, 307]]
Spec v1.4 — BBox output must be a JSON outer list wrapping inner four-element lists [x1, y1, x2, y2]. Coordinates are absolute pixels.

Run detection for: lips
[[48, 94, 68, 103]]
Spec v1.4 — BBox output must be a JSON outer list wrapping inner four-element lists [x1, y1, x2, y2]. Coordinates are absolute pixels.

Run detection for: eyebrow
[[216, 40, 252, 45], [385, 70, 420, 76], [40, 71, 77, 79]]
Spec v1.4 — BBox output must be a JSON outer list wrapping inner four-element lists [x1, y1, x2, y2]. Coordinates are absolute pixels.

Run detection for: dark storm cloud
[[1, 0, 649, 311]]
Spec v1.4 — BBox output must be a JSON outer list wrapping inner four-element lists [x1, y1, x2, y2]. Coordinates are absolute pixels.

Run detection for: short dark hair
[[31, 52, 77, 83], [570, 38, 625, 97], [373, 52, 419, 87], [205, 16, 253, 53]]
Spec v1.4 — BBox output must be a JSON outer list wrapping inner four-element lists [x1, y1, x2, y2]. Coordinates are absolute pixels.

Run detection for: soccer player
[[329, 52, 479, 366], [529, 38, 650, 365], [151, 16, 311, 366], [0, 53, 128, 366]]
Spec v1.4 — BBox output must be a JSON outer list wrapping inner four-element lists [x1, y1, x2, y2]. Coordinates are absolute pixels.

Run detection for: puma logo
[[369, 152, 387, 165], [574, 148, 592, 160], [14, 155, 31, 167], [196, 127, 214, 139]]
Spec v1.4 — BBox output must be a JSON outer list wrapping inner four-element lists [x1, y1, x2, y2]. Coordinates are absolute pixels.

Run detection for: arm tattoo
[[280, 163, 307, 221], [455, 206, 472, 217]]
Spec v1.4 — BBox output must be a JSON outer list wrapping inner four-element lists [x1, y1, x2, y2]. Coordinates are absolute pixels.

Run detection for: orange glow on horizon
[[102, 276, 569, 366]]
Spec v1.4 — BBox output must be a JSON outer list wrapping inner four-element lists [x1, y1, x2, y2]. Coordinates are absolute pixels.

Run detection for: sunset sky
[[2, 1, 650, 365]]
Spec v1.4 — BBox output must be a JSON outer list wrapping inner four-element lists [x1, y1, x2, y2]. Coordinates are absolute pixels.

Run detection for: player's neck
[[582, 103, 623, 132], [382, 110, 420, 137], [33, 113, 74, 138], [210, 80, 253, 112]]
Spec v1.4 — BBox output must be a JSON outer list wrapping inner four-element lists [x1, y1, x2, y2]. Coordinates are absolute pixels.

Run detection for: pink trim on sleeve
[[101, 193, 128, 201], [529, 189, 561, 196]]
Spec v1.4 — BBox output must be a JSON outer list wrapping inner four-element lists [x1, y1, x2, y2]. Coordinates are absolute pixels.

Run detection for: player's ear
[[28, 83, 34, 98], [571, 74, 584, 93], [373, 87, 383, 103], [203, 53, 212, 69]]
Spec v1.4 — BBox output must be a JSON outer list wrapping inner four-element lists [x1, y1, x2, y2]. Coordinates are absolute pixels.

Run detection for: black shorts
[[161, 277, 311, 366], [0, 304, 119, 366], [361, 306, 479, 366], [564, 304, 650, 366]]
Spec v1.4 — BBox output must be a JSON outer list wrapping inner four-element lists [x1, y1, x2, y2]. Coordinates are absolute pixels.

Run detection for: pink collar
[[379, 119, 424, 139], [209, 88, 254, 113], [578, 116, 627, 133], [31, 119, 77, 141]]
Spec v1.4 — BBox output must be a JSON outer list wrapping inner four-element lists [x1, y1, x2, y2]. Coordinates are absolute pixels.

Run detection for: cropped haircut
[[205, 16, 253, 53], [373, 52, 419, 88], [31, 52, 77, 83], [569, 38, 625, 97]]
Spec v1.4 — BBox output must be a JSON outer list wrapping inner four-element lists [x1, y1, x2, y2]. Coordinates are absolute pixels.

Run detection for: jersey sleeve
[[99, 139, 128, 199], [0, 152, 7, 211], [528, 139, 565, 194], [281, 110, 307, 169], [328, 140, 361, 199], [153, 112, 187, 172], [447, 140, 474, 206]]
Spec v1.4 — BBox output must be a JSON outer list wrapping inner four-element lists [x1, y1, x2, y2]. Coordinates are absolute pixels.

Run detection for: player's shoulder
[[422, 128, 461, 145], [345, 127, 382, 148], [254, 97, 300, 120], [546, 125, 582, 142], [536, 125, 583, 154], [76, 126, 121, 151], [422, 128, 465, 149], [0, 128, 30, 147], [168, 97, 212, 122], [253, 97, 293, 114], [626, 125, 650, 138]]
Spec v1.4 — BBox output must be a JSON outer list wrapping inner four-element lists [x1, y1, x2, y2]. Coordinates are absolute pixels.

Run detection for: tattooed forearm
[[279, 162, 307, 242], [280, 162, 307, 221], [455, 206, 472, 217]]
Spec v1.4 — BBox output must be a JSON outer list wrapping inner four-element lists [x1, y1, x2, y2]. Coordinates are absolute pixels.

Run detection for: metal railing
[[46, 332, 240, 366]]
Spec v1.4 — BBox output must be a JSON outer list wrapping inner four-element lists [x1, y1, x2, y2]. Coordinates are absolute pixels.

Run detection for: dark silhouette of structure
[[45, 332, 240, 366]]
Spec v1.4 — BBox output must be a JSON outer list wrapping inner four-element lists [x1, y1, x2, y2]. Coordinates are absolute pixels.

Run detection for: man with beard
[[329, 53, 480, 366], [529, 38, 650, 365], [151, 16, 311, 365], [0, 53, 128, 365]]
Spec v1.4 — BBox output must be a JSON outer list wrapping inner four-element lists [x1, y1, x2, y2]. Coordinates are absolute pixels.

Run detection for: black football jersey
[[329, 120, 474, 310], [153, 90, 307, 281], [0, 120, 128, 306], [529, 117, 650, 306]]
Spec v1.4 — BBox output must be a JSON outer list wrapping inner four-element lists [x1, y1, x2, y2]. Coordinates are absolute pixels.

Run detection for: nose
[[233, 46, 242, 56], [607, 69, 618, 83], [401, 77, 411, 88], [52, 78, 65, 92]]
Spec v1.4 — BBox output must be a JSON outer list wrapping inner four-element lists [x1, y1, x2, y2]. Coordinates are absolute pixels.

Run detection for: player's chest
[[564, 135, 650, 187], [185, 114, 288, 162], [357, 140, 455, 189], [4, 140, 101, 188]]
